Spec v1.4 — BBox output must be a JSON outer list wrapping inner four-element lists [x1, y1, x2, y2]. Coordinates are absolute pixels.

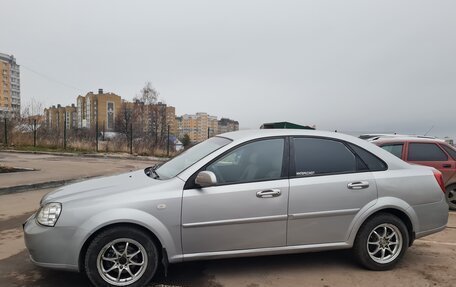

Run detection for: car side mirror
[[195, 171, 217, 187]]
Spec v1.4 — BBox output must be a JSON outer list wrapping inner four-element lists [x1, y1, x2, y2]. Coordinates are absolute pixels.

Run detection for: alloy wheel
[[446, 187, 456, 209], [96, 238, 148, 286], [367, 223, 403, 264]]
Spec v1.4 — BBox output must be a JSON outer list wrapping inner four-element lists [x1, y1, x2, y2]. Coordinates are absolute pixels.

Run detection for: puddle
[[0, 166, 35, 174]]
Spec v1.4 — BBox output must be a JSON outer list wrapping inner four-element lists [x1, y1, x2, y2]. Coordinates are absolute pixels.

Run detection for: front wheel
[[353, 213, 409, 271], [445, 184, 456, 210], [84, 226, 158, 287]]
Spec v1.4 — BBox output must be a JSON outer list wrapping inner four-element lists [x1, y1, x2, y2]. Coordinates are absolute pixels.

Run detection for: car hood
[[41, 169, 161, 204]]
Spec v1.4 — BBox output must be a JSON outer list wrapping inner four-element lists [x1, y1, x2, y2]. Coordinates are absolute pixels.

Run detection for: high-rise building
[[177, 113, 239, 142], [76, 89, 121, 131], [44, 89, 238, 142], [218, 118, 239, 134], [44, 104, 77, 131], [0, 53, 20, 118], [165, 105, 178, 135]]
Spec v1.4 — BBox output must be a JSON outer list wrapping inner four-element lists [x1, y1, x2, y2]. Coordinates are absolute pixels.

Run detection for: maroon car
[[372, 137, 456, 210]]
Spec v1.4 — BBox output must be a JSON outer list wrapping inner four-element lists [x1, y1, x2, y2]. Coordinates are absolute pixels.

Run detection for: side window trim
[[184, 136, 289, 189]]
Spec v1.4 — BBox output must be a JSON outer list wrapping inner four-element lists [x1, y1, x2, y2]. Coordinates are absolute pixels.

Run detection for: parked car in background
[[359, 134, 440, 141], [372, 137, 456, 210], [24, 130, 448, 287]]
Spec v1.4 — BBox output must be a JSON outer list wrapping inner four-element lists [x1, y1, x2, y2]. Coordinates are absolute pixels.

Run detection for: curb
[[0, 177, 92, 196], [0, 149, 169, 162]]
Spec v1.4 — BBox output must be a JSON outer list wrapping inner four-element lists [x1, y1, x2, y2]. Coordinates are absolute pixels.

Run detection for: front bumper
[[23, 214, 79, 272]]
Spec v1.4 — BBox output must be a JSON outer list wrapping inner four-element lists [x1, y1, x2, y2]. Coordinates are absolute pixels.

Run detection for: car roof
[[371, 137, 446, 144], [220, 129, 351, 142]]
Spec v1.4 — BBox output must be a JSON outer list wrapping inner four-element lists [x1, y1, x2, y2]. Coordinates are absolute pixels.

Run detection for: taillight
[[433, 170, 445, 193]]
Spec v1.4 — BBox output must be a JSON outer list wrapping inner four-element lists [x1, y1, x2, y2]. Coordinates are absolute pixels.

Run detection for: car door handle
[[443, 164, 452, 168], [256, 189, 281, 198], [347, 181, 370, 190]]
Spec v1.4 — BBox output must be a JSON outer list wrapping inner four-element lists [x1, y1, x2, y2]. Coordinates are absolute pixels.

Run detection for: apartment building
[[0, 53, 20, 118], [44, 89, 238, 142], [44, 104, 77, 130], [76, 89, 121, 131], [122, 100, 177, 136], [177, 113, 238, 142], [165, 105, 178, 135], [218, 117, 240, 134]]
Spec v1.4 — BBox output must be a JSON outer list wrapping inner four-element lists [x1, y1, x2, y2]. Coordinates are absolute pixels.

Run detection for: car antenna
[[424, 125, 434, 136]]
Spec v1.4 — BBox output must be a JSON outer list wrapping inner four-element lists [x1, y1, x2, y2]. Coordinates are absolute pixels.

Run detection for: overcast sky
[[2, 0, 455, 138]]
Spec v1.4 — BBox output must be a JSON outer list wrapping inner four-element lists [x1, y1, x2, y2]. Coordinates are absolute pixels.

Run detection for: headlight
[[36, 203, 62, 227]]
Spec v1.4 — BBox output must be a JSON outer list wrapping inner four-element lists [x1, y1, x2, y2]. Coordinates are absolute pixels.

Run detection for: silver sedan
[[24, 129, 448, 287]]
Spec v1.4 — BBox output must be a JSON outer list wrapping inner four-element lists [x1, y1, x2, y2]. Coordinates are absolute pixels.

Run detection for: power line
[[20, 64, 84, 92]]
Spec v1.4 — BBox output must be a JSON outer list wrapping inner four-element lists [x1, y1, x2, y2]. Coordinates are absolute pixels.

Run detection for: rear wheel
[[353, 213, 409, 271], [84, 226, 158, 287], [445, 184, 456, 210]]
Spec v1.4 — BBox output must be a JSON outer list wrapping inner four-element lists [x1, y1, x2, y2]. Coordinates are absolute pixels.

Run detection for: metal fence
[[0, 118, 179, 157]]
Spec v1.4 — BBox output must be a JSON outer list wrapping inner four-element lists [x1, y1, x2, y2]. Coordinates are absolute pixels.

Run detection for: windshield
[[155, 137, 232, 179]]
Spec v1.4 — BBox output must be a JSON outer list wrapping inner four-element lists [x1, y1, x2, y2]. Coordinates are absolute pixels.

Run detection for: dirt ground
[[0, 151, 156, 190], [0, 186, 455, 287], [0, 152, 455, 287]]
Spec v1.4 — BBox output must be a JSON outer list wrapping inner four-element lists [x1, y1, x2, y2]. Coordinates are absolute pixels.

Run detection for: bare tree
[[132, 82, 169, 148], [134, 82, 159, 105], [20, 98, 44, 132], [21, 98, 43, 119], [115, 102, 133, 137]]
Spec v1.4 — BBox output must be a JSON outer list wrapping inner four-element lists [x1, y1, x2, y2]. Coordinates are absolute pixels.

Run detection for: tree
[[20, 98, 44, 133], [133, 82, 168, 148], [181, 134, 191, 148], [134, 82, 159, 105], [21, 98, 43, 119], [115, 102, 133, 137]]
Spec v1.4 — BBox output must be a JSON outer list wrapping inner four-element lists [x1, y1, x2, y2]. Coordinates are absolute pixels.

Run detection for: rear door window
[[408, 143, 448, 161], [293, 138, 356, 176], [380, 144, 404, 159]]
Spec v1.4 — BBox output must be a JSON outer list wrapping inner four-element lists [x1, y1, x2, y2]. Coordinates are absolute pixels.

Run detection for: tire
[[84, 226, 158, 287], [445, 184, 456, 210], [353, 213, 409, 271]]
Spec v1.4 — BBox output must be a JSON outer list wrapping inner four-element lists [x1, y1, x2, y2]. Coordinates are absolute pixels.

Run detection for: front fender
[[71, 208, 181, 269]]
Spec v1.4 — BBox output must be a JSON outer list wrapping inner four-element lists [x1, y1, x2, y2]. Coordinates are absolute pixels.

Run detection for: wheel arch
[[361, 208, 415, 246], [348, 198, 418, 247], [74, 207, 180, 273], [78, 222, 164, 273]]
